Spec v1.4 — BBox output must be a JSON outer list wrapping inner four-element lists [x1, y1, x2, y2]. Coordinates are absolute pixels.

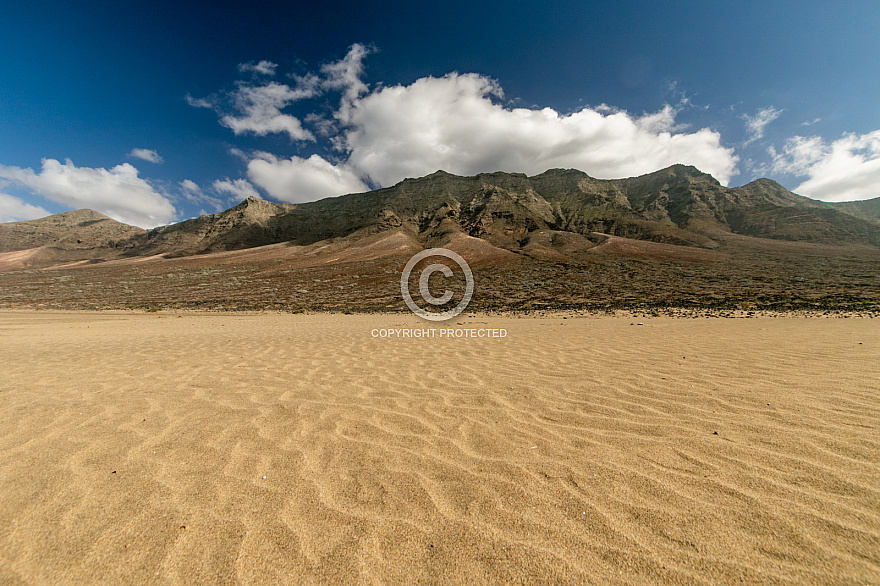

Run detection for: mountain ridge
[[0, 209, 144, 253], [1, 165, 879, 270]]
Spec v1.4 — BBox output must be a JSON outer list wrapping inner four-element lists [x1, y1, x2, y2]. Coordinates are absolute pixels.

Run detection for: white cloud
[[221, 82, 317, 140], [180, 179, 200, 192], [770, 130, 880, 201], [743, 107, 783, 145], [128, 148, 164, 163], [228, 147, 249, 161], [185, 95, 213, 109], [247, 153, 368, 202], [339, 73, 739, 186], [238, 60, 278, 76], [321, 43, 374, 104], [0, 159, 176, 228], [179, 179, 226, 212], [188, 78, 320, 141], [213, 178, 261, 202], [191, 45, 373, 145], [194, 45, 740, 203], [194, 47, 373, 144], [0, 193, 50, 223], [768, 136, 827, 176]]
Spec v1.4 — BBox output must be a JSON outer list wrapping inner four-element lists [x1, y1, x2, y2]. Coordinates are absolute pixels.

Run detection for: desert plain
[[0, 310, 878, 584]]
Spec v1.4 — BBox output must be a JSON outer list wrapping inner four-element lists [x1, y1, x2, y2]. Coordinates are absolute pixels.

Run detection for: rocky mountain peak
[[3, 165, 878, 267]]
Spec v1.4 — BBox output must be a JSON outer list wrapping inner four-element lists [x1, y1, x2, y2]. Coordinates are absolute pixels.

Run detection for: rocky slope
[[123, 165, 880, 257], [0, 209, 144, 252], [0, 210, 145, 269], [2, 165, 879, 269]]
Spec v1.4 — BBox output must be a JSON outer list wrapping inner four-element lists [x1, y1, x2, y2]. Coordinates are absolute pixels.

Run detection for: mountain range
[[1, 165, 879, 311], [3, 165, 880, 266]]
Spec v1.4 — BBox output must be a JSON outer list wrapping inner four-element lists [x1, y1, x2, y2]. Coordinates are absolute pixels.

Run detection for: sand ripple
[[0, 312, 878, 584]]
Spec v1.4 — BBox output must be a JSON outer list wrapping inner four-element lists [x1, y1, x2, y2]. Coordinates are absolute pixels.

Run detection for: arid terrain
[[1, 311, 878, 584], [1, 166, 879, 314], [1, 167, 879, 583], [1, 232, 879, 314]]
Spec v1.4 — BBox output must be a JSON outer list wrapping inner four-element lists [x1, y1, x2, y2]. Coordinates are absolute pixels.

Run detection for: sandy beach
[[0, 311, 878, 584]]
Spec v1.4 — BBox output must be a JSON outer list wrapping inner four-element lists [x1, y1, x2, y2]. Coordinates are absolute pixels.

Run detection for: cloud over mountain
[[0, 192, 50, 223], [213, 178, 261, 201], [770, 130, 880, 201], [247, 153, 367, 202], [0, 159, 176, 228], [191, 44, 740, 203], [338, 73, 738, 187]]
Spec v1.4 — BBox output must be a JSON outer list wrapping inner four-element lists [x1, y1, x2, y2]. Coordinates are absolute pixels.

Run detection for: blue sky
[[1, 0, 879, 227]]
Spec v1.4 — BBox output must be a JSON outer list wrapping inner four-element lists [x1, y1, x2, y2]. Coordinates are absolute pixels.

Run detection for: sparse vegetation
[[0, 167, 878, 314]]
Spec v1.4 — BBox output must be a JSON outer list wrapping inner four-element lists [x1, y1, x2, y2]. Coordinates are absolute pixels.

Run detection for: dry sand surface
[[0, 311, 878, 585]]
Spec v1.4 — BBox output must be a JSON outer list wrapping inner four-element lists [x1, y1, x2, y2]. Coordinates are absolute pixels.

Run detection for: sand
[[0, 311, 878, 585]]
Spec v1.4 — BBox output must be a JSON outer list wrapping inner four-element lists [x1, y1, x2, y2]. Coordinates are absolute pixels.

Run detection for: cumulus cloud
[[187, 46, 377, 143], [321, 43, 374, 104], [247, 153, 368, 202], [770, 130, 880, 201], [187, 78, 320, 141], [192, 44, 740, 203], [0, 159, 176, 228], [238, 60, 278, 76], [0, 193, 50, 223], [340, 73, 738, 186], [128, 148, 164, 163], [743, 107, 783, 145], [221, 82, 317, 140], [213, 178, 261, 201]]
